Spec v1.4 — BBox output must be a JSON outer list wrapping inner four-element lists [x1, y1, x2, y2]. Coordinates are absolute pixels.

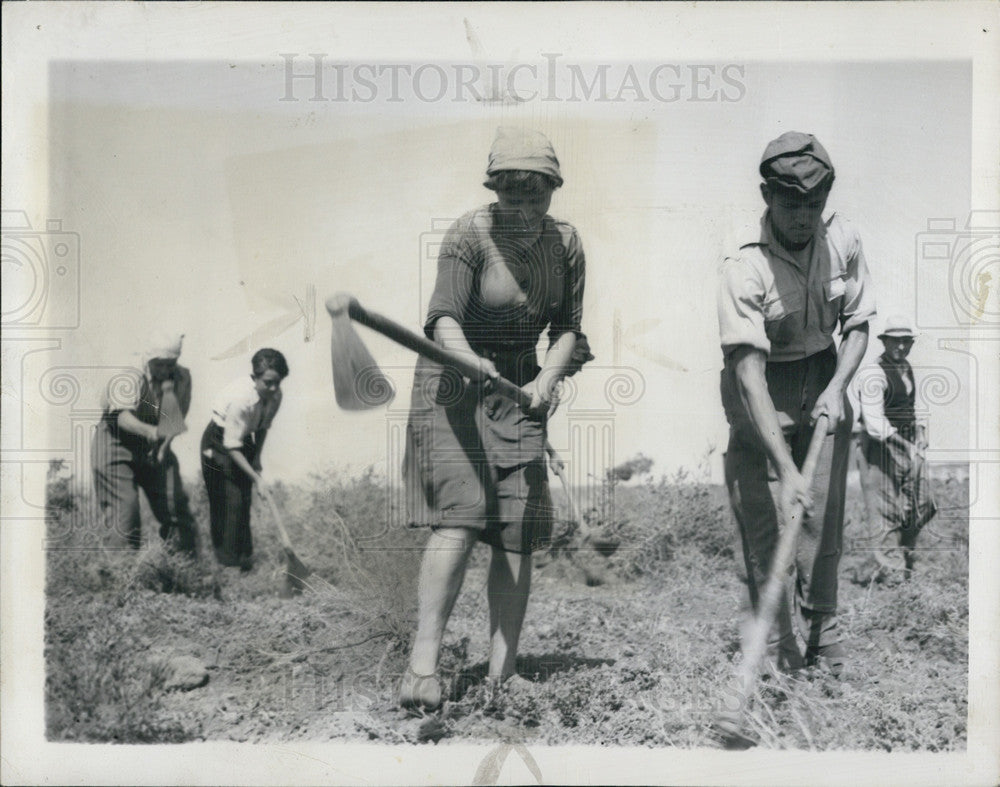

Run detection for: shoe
[[773, 645, 805, 674], [764, 633, 804, 674], [805, 642, 847, 677], [398, 666, 442, 712]]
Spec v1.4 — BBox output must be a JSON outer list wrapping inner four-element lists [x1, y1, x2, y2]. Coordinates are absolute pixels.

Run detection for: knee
[[427, 526, 478, 553]]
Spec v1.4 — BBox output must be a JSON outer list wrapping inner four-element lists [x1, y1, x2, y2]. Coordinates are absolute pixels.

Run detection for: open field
[[44, 462, 968, 750]]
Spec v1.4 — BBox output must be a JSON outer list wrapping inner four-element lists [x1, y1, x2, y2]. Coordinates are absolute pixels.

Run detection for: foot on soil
[[765, 643, 805, 675], [711, 711, 757, 750], [398, 666, 442, 714], [805, 642, 847, 678]]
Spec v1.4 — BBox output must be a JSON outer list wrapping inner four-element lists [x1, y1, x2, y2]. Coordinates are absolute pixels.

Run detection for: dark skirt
[[403, 350, 553, 555]]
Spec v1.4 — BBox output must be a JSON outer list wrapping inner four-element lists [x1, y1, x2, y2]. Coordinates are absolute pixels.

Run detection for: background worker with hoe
[[854, 315, 937, 584], [200, 348, 289, 571], [716, 132, 877, 678], [91, 331, 197, 554]]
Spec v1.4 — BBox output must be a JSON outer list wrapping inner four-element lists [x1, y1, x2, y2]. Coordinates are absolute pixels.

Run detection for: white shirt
[[852, 363, 913, 441], [210, 376, 282, 450]]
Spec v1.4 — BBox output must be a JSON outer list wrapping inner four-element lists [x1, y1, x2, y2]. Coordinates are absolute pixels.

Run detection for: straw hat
[[877, 315, 918, 341]]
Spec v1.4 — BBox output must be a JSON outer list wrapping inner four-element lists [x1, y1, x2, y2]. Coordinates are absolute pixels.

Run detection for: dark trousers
[[200, 423, 256, 567], [858, 433, 937, 573], [91, 424, 196, 552], [721, 348, 851, 652]]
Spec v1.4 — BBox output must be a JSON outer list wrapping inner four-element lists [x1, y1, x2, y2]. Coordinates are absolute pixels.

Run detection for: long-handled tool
[[260, 488, 311, 597], [325, 292, 535, 411], [715, 414, 829, 748], [546, 444, 619, 556]]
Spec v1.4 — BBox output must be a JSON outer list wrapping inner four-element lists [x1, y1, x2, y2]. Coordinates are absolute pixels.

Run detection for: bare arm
[[811, 324, 869, 430], [432, 315, 499, 381], [228, 448, 263, 486], [251, 430, 268, 472], [529, 331, 577, 414]]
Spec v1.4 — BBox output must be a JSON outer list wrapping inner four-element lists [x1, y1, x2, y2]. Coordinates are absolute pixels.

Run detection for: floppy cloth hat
[[144, 331, 185, 364], [759, 131, 835, 194], [486, 127, 563, 187]]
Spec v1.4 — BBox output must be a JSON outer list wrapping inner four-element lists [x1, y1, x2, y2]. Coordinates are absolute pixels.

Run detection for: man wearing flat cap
[[717, 132, 876, 675], [853, 315, 937, 584]]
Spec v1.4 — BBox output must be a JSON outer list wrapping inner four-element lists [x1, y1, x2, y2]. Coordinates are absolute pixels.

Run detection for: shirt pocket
[[822, 274, 847, 333], [763, 288, 805, 348]]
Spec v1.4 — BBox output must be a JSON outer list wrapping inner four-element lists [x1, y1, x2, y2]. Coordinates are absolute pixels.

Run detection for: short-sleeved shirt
[[424, 203, 585, 364], [100, 365, 192, 433], [210, 376, 282, 451], [717, 211, 876, 362]]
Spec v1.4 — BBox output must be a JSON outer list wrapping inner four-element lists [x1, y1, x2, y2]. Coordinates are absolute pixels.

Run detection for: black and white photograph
[[2, 3, 998, 785]]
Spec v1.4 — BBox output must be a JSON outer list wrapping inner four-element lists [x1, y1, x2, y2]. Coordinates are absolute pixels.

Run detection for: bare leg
[[487, 546, 532, 680], [407, 528, 477, 677]]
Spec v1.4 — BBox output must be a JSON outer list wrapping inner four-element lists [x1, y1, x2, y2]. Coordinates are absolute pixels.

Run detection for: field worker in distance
[[854, 316, 937, 584], [92, 331, 197, 553], [717, 132, 876, 676], [200, 348, 288, 571], [399, 128, 593, 711]]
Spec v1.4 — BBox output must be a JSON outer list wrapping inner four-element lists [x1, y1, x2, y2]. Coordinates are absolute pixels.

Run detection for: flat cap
[[759, 131, 835, 194]]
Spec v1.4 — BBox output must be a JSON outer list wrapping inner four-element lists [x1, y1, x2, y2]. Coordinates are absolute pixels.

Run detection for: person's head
[[147, 357, 178, 382], [878, 315, 917, 363], [484, 128, 562, 232], [250, 348, 289, 401], [759, 132, 835, 250], [144, 331, 184, 381]]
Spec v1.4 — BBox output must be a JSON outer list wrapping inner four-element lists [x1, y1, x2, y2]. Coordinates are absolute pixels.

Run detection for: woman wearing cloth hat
[[200, 348, 288, 570], [717, 132, 877, 675], [399, 128, 592, 710], [92, 332, 197, 553], [855, 316, 937, 583]]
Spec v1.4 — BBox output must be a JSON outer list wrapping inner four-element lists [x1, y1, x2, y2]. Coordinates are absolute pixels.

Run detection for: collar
[[738, 210, 835, 271]]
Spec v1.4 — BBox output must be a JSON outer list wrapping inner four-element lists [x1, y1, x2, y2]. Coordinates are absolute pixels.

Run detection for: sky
[[23, 58, 974, 491]]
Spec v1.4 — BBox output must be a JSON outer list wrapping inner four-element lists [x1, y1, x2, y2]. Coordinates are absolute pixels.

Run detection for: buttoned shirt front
[[717, 211, 876, 362]]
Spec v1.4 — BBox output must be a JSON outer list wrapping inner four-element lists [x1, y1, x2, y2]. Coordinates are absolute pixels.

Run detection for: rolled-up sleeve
[[839, 228, 877, 334], [548, 229, 586, 346], [221, 398, 251, 450], [718, 257, 769, 355], [424, 220, 477, 339], [856, 365, 896, 441]]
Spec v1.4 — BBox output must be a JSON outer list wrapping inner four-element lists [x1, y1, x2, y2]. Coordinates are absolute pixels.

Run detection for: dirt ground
[[44, 467, 969, 751]]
